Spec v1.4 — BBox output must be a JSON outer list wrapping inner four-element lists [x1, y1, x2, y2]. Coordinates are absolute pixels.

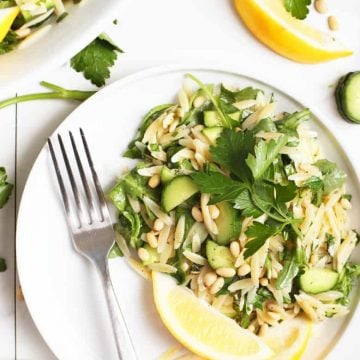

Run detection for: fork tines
[[48, 128, 109, 229]]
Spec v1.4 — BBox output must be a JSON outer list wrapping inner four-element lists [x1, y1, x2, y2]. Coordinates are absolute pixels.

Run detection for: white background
[[0, 0, 359, 358]]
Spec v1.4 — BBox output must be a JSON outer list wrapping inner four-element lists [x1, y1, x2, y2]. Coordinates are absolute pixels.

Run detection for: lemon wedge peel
[[234, 0, 352, 63], [152, 271, 274, 360], [0, 6, 20, 43]]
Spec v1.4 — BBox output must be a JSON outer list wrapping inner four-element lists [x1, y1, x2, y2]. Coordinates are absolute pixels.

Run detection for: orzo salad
[[109, 74, 360, 338], [0, 0, 79, 54]]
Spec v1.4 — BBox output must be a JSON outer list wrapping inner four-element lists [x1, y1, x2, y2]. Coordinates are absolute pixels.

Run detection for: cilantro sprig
[[284, 0, 312, 20], [71, 33, 123, 87]]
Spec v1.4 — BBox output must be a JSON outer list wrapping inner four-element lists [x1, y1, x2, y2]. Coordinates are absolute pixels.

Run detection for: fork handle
[[101, 264, 137, 360]]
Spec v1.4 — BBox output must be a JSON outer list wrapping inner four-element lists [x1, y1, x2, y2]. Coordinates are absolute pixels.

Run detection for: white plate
[[17, 65, 359, 360], [0, 0, 126, 98]]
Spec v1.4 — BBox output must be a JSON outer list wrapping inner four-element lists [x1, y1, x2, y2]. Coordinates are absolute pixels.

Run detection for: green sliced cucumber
[[160, 166, 176, 183], [202, 127, 223, 145], [299, 268, 338, 294], [206, 240, 234, 270], [229, 111, 241, 121], [204, 110, 222, 127], [142, 244, 159, 265], [214, 202, 241, 245], [162, 176, 199, 212], [335, 72, 360, 124], [19, 0, 55, 21]]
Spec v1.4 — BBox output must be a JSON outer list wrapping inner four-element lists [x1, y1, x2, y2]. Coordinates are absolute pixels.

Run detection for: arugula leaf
[[315, 159, 346, 194], [277, 109, 311, 137], [0, 258, 6, 272], [211, 129, 255, 181], [334, 263, 360, 305], [0, 167, 13, 209], [191, 172, 246, 203], [275, 247, 305, 289], [0, 31, 19, 55], [253, 287, 274, 310], [244, 222, 280, 258], [246, 135, 288, 180], [284, 0, 312, 20], [186, 74, 232, 128], [71, 33, 123, 87], [124, 104, 174, 159]]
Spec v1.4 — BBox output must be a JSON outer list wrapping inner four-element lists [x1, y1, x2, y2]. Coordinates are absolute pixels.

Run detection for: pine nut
[[310, 253, 318, 265], [146, 232, 158, 248], [138, 247, 150, 262], [237, 263, 251, 276], [328, 16, 339, 31], [204, 272, 218, 287], [260, 278, 269, 286], [314, 0, 327, 14], [209, 205, 220, 219], [148, 174, 161, 188], [209, 277, 225, 294], [340, 198, 352, 210], [191, 206, 203, 222], [216, 267, 236, 278], [193, 96, 205, 108], [258, 323, 268, 337], [180, 262, 190, 272], [153, 218, 164, 232], [230, 241, 240, 258]]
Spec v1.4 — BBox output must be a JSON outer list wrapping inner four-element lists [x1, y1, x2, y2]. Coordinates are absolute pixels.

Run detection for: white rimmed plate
[[17, 65, 359, 360]]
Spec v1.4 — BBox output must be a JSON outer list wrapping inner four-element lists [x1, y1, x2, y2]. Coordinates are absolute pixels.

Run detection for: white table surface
[[0, 0, 359, 359]]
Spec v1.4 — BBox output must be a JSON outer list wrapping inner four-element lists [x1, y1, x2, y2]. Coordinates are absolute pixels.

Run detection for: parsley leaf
[[211, 129, 255, 181], [284, 0, 312, 20], [253, 287, 274, 310], [234, 189, 262, 217], [277, 109, 311, 137], [191, 172, 246, 203], [71, 33, 123, 87], [0, 167, 13, 208], [0, 31, 19, 55], [334, 263, 360, 305], [244, 222, 280, 258], [246, 135, 288, 180]]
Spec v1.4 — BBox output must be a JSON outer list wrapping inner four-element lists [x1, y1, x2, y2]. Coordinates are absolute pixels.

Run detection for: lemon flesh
[[0, 6, 19, 43], [234, 0, 352, 63], [263, 316, 312, 360], [152, 271, 273, 360]]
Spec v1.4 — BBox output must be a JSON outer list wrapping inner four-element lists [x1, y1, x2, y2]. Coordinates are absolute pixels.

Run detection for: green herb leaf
[[277, 109, 311, 137], [0, 31, 19, 55], [284, 0, 312, 20], [234, 189, 262, 217], [0, 258, 6, 272], [244, 222, 280, 258], [246, 135, 288, 180], [315, 159, 347, 194], [0, 167, 13, 209], [211, 129, 255, 180], [334, 263, 360, 305], [191, 172, 246, 203], [71, 33, 123, 87], [253, 287, 274, 310]]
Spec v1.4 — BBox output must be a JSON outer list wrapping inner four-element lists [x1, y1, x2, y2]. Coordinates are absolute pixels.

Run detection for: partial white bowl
[[0, 0, 126, 98]]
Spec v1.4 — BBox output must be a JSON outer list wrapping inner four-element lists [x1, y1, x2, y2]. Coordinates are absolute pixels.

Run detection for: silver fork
[[47, 128, 137, 360]]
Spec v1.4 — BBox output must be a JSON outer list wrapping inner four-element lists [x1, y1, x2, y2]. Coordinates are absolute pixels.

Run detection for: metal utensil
[[47, 128, 137, 360]]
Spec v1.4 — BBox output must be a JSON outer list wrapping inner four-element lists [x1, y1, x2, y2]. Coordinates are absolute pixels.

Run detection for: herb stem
[[0, 82, 96, 110]]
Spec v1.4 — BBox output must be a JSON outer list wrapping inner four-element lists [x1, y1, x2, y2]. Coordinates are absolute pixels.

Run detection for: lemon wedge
[[152, 271, 273, 360], [262, 316, 312, 360], [234, 0, 352, 63], [0, 6, 19, 43]]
